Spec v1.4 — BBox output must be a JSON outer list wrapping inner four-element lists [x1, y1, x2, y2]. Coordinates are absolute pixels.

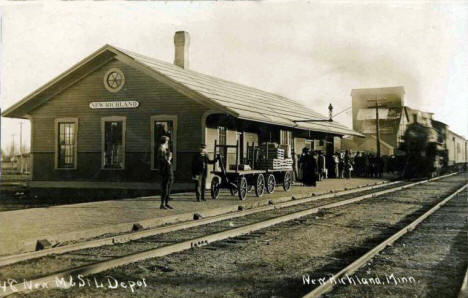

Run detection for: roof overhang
[[237, 114, 364, 138]]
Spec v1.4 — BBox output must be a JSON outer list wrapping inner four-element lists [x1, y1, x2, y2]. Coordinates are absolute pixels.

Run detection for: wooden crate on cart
[[210, 140, 293, 201]]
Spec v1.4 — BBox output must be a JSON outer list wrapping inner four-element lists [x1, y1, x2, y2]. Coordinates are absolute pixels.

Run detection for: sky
[[1, 1, 467, 153]]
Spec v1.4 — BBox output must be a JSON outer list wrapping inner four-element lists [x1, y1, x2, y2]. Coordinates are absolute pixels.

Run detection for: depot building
[[3, 31, 362, 192]]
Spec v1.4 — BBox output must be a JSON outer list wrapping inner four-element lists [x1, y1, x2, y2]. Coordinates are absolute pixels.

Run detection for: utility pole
[[10, 133, 15, 157], [369, 99, 381, 159], [19, 122, 23, 155], [19, 122, 23, 173]]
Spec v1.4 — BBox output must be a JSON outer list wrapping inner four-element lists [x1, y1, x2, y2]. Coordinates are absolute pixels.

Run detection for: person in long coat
[[344, 150, 353, 179], [317, 151, 327, 180], [332, 153, 340, 178], [299, 148, 317, 186], [157, 136, 174, 209], [298, 147, 309, 184], [308, 151, 318, 186], [192, 144, 217, 202], [338, 152, 345, 179], [363, 153, 370, 177]]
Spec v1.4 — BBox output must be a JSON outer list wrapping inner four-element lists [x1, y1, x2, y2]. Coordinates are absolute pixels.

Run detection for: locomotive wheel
[[255, 174, 265, 197], [282, 171, 292, 191], [211, 176, 220, 200], [266, 174, 276, 194], [238, 176, 248, 200]]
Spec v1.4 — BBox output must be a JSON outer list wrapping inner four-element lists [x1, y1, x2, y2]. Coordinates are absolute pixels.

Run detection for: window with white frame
[[151, 115, 178, 171], [55, 118, 78, 169], [102, 116, 126, 169]]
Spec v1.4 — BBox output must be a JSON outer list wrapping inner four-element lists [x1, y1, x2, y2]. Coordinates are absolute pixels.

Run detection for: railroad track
[[0, 173, 464, 297], [303, 178, 468, 298], [0, 179, 404, 267]]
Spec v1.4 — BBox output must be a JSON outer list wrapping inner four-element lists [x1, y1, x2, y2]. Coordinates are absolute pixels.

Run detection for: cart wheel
[[282, 171, 292, 191], [238, 176, 248, 200], [211, 176, 220, 200], [266, 174, 276, 194], [255, 174, 265, 197]]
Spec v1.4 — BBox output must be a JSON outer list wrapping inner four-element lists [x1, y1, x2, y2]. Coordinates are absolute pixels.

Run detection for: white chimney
[[174, 31, 190, 69]]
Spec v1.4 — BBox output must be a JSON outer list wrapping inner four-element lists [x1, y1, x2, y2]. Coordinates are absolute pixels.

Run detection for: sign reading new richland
[[89, 101, 140, 109]]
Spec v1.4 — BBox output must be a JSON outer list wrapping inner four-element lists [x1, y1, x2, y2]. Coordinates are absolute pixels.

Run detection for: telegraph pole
[[369, 99, 381, 159], [19, 122, 23, 173], [375, 101, 381, 159], [10, 133, 15, 157]]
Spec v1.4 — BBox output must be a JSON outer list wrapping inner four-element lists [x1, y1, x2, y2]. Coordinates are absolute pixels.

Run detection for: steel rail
[[0, 174, 458, 297], [0, 180, 402, 267], [303, 181, 468, 298]]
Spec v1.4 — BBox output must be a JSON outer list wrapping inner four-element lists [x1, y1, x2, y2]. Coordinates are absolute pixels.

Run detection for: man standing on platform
[[333, 152, 340, 178], [317, 151, 327, 180], [157, 136, 174, 210], [192, 144, 217, 202]]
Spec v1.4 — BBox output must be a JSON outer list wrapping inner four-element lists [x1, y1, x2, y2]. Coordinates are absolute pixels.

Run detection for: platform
[[0, 177, 387, 256]]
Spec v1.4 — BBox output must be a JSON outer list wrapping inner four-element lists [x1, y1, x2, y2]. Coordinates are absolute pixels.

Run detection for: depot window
[[55, 118, 78, 169], [101, 116, 126, 169]]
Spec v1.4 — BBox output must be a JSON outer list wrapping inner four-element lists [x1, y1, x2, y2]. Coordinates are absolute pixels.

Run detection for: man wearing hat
[[192, 144, 217, 202]]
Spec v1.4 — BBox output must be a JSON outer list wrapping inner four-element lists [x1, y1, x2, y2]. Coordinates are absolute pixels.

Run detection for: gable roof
[[2, 44, 362, 137]]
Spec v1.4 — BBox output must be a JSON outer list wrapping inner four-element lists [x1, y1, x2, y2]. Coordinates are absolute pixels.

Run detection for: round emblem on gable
[[104, 68, 125, 93]]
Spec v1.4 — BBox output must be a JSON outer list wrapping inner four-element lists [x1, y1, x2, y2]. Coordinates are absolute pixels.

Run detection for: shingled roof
[[3, 44, 362, 137]]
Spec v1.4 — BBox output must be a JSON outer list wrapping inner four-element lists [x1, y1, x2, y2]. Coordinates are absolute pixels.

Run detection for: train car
[[446, 129, 468, 172]]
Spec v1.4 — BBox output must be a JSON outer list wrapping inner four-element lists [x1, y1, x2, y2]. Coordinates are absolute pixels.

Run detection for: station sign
[[89, 101, 139, 109]]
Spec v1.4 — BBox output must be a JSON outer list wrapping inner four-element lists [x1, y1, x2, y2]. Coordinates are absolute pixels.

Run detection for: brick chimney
[[174, 31, 190, 69]]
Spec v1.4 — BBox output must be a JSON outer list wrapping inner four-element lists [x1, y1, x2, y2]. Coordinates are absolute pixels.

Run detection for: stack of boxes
[[258, 143, 293, 170]]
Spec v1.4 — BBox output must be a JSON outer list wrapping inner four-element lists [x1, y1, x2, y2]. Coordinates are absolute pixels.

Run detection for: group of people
[[158, 134, 398, 209], [353, 153, 404, 178], [298, 149, 354, 186], [297, 149, 401, 186], [352, 152, 385, 178], [157, 136, 216, 209]]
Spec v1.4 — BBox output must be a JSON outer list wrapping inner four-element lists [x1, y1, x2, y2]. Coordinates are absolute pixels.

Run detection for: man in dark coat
[[192, 144, 217, 202], [157, 136, 174, 209], [299, 147, 309, 185], [303, 150, 317, 186], [332, 153, 340, 178], [338, 152, 345, 179], [344, 150, 353, 179], [299, 147, 317, 186]]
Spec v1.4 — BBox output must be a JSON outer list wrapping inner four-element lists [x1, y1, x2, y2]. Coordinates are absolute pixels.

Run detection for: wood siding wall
[[30, 59, 209, 182]]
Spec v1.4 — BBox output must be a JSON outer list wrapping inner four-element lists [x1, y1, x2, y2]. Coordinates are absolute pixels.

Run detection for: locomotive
[[398, 123, 445, 178]]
